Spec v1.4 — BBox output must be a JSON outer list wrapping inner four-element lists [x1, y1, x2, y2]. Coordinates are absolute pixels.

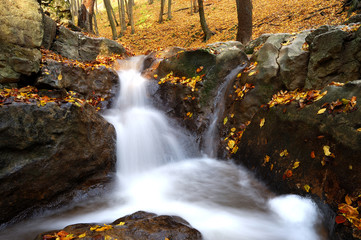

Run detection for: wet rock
[[51, 26, 125, 62], [36, 59, 119, 109], [152, 43, 249, 134], [233, 81, 361, 239], [0, 102, 116, 224], [0, 0, 43, 83], [35, 211, 203, 240], [244, 33, 272, 54]]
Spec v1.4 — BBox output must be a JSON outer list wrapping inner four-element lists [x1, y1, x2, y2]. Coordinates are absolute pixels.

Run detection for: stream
[[0, 57, 326, 240]]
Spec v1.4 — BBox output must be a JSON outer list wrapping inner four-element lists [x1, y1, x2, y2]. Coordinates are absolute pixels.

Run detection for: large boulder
[[36, 59, 120, 109], [35, 211, 203, 240], [40, 0, 72, 23], [233, 82, 361, 239], [0, 0, 43, 83], [0, 102, 116, 224], [151, 43, 249, 134], [51, 26, 126, 62]]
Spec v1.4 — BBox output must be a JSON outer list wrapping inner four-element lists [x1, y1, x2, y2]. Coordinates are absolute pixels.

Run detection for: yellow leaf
[[248, 71, 257, 76], [165, 238, 170, 240], [304, 184, 311, 192], [74, 102, 82, 107], [231, 127, 236, 132], [154, 74, 158, 79], [323, 145, 331, 156], [231, 145, 238, 154], [345, 195, 352, 205], [58, 74, 63, 81], [265, 155, 270, 162], [223, 117, 228, 125], [357, 128, 361, 132], [293, 161, 300, 169], [260, 118, 265, 128], [228, 140, 235, 149], [237, 73, 242, 78], [117, 222, 125, 226], [104, 236, 113, 240], [317, 108, 326, 114], [230, 113, 234, 118], [95, 224, 113, 232], [270, 164, 274, 171], [280, 149, 289, 157], [78, 233, 86, 238], [90, 225, 100, 231]]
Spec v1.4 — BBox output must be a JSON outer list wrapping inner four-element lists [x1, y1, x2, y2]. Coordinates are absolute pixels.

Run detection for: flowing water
[[0, 57, 326, 240]]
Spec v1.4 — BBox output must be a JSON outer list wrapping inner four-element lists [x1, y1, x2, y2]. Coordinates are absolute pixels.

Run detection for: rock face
[[51, 25, 126, 62], [0, 102, 116, 224], [40, 0, 72, 23], [36, 59, 120, 109], [151, 43, 249, 135], [0, 0, 43, 83], [35, 211, 203, 240]]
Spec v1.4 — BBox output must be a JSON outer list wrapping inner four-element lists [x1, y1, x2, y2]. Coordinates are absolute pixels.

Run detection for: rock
[[0, 102, 116, 224], [51, 26, 126, 62], [152, 43, 249, 134], [244, 33, 272, 54], [36, 59, 119, 109], [231, 81, 361, 239], [278, 31, 311, 90], [41, 15, 57, 49], [35, 211, 203, 240], [40, 0, 72, 23], [306, 26, 361, 89], [0, 0, 43, 83], [344, 14, 361, 24]]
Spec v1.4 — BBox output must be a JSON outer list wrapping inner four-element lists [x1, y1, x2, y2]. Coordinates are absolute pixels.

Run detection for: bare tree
[[159, 0, 165, 23], [128, 0, 135, 34], [78, 0, 96, 33], [103, 0, 118, 39], [167, 0, 172, 19], [197, 0, 213, 41], [118, 0, 127, 36], [236, 0, 252, 44], [148, 0, 154, 4]]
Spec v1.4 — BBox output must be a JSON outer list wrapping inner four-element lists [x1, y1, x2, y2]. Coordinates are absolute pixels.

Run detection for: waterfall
[[0, 57, 326, 240]]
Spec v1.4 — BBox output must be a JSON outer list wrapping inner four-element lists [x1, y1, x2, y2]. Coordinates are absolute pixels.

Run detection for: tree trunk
[[197, 0, 212, 41], [236, 0, 252, 44], [111, 4, 119, 26], [167, 0, 172, 19], [148, 0, 154, 4], [93, 13, 99, 35], [190, 0, 193, 15], [78, 0, 96, 33], [193, 0, 198, 13], [119, 0, 126, 36], [103, 0, 118, 39], [128, 0, 135, 34], [159, 0, 165, 23]]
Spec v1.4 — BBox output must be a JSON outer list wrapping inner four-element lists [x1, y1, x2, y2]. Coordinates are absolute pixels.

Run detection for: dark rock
[[0, 0, 43, 83], [42, 15, 57, 49], [233, 81, 361, 239], [0, 102, 116, 224], [245, 33, 272, 54], [35, 211, 203, 240], [51, 26, 126, 62], [36, 59, 119, 109], [344, 14, 361, 24]]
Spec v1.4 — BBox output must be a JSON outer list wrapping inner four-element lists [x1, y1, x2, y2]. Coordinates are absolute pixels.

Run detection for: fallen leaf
[[293, 161, 300, 169], [317, 108, 326, 114], [335, 215, 347, 224], [231, 145, 238, 154], [280, 149, 289, 157], [78, 233, 86, 238], [346, 195, 353, 205], [286, 169, 293, 177], [310, 151, 315, 159], [228, 140, 235, 149], [304, 184, 311, 192], [58, 74, 63, 81], [260, 118, 265, 128], [323, 145, 331, 156], [117, 222, 125, 226], [237, 73, 242, 78], [264, 155, 270, 163], [223, 117, 228, 125], [357, 128, 361, 132]]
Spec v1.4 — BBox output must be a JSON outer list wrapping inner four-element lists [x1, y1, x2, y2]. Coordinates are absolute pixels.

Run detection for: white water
[[0, 57, 325, 240]]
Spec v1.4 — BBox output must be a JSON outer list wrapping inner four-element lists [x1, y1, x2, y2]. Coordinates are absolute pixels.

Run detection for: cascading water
[[0, 57, 326, 240]]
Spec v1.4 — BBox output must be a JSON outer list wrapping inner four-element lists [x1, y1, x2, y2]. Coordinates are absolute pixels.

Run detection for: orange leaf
[[345, 195, 353, 205], [310, 151, 315, 159], [335, 215, 347, 224]]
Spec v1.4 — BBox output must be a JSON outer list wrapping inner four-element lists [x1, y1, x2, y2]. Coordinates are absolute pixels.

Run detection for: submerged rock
[[35, 211, 203, 240], [0, 102, 116, 224]]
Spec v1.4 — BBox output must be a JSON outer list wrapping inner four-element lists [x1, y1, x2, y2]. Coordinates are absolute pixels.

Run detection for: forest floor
[[94, 0, 352, 55]]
